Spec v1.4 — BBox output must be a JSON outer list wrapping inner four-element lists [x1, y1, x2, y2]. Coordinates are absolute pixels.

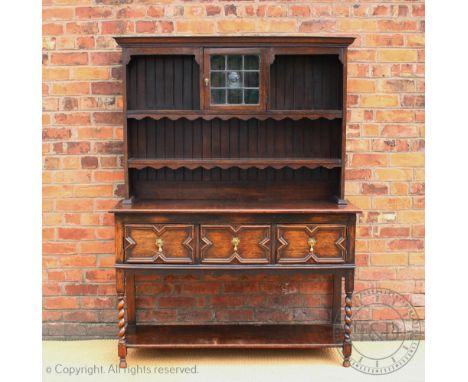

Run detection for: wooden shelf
[[126, 324, 344, 349], [127, 158, 342, 171], [116, 263, 355, 272], [127, 109, 343, 121], [110, 199, 360, 214]]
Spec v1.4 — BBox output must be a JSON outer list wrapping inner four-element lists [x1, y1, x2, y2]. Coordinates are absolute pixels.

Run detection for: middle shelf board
[[127, 110, 343, 121], [127, 158, 342, 171]]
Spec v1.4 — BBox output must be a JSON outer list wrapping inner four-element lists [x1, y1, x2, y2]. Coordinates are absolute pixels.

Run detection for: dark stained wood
[[117, 293, 127, 368], [127, 55, 200, 110], [124, 224, 195, 264], [113, 210, 354, 226], [200, 225, 271, 264], [116, 263, 355, 272], [276, 225, 347, 264], [114, 215, 124, 262], [130, 168, 341, 202], [269, 54, 343, 110], [339, 47, 349, 201], [343, 270, 354, 367], [122, 55, 130, 200], [126, 324, 344, 348], [116, 267, 127, 368], [112, 36, 358, 369], [115, 36, 355, 48], [131, 180, 338, 203], [125, 274, 136, 325], [128, 158, 342, 171], [111, 199, 361, 214], [127, 109, 342, 120], [127, 117, 342, 161]]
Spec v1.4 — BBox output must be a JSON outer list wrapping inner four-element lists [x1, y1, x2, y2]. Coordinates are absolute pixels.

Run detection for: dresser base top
[[111, 199, 361, 215]]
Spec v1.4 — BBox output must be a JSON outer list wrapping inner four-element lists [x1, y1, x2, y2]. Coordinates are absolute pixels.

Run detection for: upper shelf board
[[127, 110, 343, 121], [127, 158, 342, 171]]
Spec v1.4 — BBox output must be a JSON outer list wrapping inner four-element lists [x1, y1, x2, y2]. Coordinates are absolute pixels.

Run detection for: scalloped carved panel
[[276, 225, 347, 264], [127, 112, 341, 121], [127, 158, 341, 171], [200, 225, 271, 264], [124, 224, 195, 264]]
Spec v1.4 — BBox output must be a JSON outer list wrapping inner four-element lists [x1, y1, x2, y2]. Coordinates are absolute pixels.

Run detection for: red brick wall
[[42, 1, 425, 338]]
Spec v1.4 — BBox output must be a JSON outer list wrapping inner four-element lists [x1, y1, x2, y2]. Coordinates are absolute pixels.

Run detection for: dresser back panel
[[130, 167, 340, 202], [269, 55, 343, 110], [127, 55, 200, 110]]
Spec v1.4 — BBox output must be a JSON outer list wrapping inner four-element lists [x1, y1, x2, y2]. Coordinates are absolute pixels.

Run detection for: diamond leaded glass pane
[[209, 55, 260, 105]]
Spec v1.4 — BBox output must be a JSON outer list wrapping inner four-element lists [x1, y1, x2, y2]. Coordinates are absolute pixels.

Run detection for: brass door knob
[[231, 237, 240, 252], [204, 77, 209, 86], [155, 238, 164, 252], [307, 237, 316, 253]]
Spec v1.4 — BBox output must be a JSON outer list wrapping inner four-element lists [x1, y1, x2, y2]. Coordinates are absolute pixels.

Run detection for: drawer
[[276, 224, 347, 264], [124, 224, 195, 264], [200, 225, 271, 264]]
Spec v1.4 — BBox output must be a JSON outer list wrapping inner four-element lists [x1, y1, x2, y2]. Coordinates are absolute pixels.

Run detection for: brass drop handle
[[231, 237, 240, 252], [155, 238, 164, 252], [307, 237, 317, 253], [204, 77, 209, 86]]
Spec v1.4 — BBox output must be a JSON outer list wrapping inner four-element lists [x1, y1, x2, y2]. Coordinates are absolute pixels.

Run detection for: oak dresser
[[111, 36, 360, 368]]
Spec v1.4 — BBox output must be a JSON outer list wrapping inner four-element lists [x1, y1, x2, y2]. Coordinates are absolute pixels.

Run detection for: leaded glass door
[[202, 48, 267, 111]]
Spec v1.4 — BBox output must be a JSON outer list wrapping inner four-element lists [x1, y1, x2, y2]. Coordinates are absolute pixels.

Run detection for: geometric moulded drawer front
[[124, 224, 195, 264], [276, 224, 347, 264], [200, 225, 271, 264]]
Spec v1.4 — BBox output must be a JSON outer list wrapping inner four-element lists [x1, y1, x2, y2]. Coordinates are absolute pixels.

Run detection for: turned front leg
[[117, 293, 127, 368], [115, 221, 128, 368], [342, 271, 354, 367], [342, 291, 352, 367]]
